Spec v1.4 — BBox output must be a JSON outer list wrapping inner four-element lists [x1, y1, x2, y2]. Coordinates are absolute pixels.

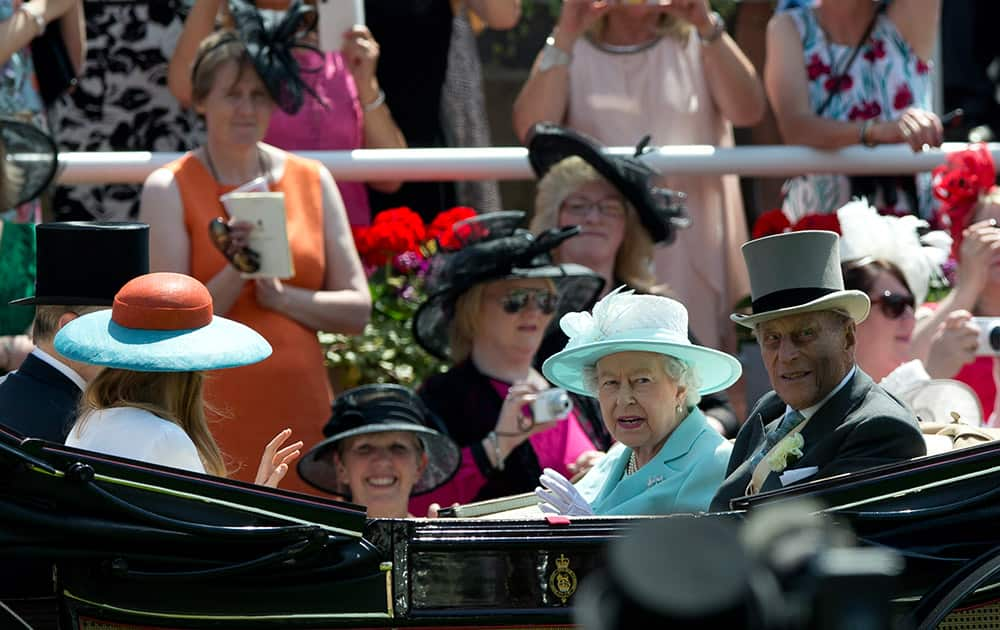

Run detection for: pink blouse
[[263, 50, 371, 226]]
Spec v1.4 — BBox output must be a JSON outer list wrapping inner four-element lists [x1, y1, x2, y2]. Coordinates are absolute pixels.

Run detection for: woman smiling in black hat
[[408, 211, 605, 516], [298, 384, 460, 518]]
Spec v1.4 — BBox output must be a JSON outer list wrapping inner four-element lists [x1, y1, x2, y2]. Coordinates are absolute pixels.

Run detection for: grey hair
[[582, 354, 702, 409]]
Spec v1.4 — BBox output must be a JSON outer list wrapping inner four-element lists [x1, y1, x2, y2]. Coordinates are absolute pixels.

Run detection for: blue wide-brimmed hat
[[542, 286, 742, 397], [54, 272, 271, 372]]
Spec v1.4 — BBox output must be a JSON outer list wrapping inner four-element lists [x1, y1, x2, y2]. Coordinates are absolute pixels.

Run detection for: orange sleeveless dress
[[168, 153, 330, 495]]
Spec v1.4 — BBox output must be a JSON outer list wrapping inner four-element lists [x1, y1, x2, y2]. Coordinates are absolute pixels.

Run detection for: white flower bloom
[[766, 433, 805, 473]]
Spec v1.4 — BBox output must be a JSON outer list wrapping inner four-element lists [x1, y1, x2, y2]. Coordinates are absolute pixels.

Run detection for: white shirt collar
[[786, 364, 857, 421], [31, 347, 87, 392]]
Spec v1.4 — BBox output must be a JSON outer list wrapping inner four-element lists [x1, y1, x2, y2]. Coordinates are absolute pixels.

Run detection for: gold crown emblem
[[555, 554, 570, 570]]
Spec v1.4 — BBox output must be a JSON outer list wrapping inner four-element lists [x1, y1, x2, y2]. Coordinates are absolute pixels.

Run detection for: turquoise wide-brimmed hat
[[542, 286, 742, 397], [54, 272, 271, 372]]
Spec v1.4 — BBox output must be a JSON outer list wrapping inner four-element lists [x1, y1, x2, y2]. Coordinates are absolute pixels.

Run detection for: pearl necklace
[[625, 451, 639, 477]]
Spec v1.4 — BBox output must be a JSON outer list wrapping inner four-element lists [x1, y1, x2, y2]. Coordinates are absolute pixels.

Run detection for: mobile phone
[[316, 0, 365, 53], [530, 389, 573, 424], [972, 317, 1000, 356]]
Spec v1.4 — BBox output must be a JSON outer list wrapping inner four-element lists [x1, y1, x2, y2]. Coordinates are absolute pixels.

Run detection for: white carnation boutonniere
[[766, 433, 805, 473]]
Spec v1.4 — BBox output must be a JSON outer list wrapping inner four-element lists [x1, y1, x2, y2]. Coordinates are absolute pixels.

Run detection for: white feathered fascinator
[[836, 199, 951, 305]]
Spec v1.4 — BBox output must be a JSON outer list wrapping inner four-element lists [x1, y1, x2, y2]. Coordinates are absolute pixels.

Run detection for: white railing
[[51, 142, 1000, 185]]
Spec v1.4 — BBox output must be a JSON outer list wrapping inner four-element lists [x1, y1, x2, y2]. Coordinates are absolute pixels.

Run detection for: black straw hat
[[412, 211, 605, 361], [297, 384, 461, 496], [526, 122, 690, 245], [1, 117, 58, 208], [10, 222, 150, 306]]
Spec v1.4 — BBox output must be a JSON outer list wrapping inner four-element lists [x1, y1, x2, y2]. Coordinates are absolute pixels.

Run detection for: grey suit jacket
[[710, 368, 926, 512]]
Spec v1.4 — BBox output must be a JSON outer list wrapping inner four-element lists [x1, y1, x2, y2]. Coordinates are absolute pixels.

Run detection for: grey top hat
[[731, 231, 870, 329]]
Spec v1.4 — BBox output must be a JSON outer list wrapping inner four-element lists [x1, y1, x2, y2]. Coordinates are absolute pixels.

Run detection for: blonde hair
[[32, 305, 105, 344], [590, 12, 692, 42], [448, 283, 486, 363], [532, 156, 655, 290], [78, 369, 227, 477], [190, 30, 255, 107]]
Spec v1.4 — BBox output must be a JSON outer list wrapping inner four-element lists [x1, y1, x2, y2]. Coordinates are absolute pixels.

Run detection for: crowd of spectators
[[2, 0, 999, 520]]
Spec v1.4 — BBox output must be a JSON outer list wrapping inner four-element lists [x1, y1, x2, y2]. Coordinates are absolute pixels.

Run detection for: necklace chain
[[202, 143, 272, 191]]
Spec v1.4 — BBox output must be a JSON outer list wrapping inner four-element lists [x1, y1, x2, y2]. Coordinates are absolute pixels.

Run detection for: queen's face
[[475, 278, 558, 358], [335, 431, 427, 518], [595, 351, 686, 458], [555, 180, 627, 271], [855, 270, 915, 380], [195, 60, 274, 149]]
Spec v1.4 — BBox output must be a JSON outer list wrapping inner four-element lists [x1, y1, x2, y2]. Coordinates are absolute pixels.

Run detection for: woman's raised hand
[[957, 219, 1000, 295], [255, 428, 303, 488], [925, 310, 980, 379], [342, 25, 381, 99], [556, 0, 610, 41]]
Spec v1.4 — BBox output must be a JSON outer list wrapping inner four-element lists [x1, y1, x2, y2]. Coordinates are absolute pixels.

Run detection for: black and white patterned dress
[[49, 0, 205, 221]]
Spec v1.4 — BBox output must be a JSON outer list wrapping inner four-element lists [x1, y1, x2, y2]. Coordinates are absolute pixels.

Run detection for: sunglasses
[[499, 288, 558, 315], [871, 290, 915, 320]]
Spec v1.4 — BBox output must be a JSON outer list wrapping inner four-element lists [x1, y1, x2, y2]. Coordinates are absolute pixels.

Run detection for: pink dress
[[263, 50, 371, 226], [567, 33, 750, 353]]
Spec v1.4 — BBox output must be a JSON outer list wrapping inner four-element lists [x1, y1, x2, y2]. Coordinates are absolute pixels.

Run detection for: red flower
[[893, 84, 913, 111], [824, 74, 854, 93], [353, 207, 427, 267], [863, 39, 886, 63], [751, 209, 792, 239], [932, 143, 997, 256], [427, 206, 477, 250], [806, 54, 830, 80], [916, 59, 929, 75], [847, 101, 882, 121], [372, 207, 426, 243], [793, 213, 841, 234]]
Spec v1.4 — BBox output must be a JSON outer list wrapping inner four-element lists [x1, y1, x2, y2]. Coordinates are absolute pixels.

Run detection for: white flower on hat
[[560, 285, 636, 348]]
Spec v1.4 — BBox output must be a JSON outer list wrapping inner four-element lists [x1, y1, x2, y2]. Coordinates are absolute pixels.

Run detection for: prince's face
[[755, 311, 855, 410]]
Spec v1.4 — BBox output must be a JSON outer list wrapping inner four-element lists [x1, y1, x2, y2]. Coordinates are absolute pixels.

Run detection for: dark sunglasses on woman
[[871, 290, 915, 320], [500, 288, 558, 315]]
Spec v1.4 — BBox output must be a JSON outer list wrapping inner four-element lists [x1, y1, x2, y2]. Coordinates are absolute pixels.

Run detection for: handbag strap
[[814, 9, 881, 116]]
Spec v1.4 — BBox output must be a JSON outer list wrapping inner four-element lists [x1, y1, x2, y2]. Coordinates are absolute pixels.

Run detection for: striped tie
[[746, 409, 805, 474]]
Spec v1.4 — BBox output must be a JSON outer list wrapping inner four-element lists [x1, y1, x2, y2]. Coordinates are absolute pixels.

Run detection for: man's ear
[[843, 320, 857, 351], [56, 311, 79, 331]]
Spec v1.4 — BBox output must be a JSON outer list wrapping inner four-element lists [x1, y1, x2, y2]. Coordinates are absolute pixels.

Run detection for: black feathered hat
[[412, 211, 605, 361], [527, 122, 690, 245]]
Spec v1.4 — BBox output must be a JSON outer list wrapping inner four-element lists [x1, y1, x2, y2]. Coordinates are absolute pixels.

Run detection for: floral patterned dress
[[781, 6, 934, 219]]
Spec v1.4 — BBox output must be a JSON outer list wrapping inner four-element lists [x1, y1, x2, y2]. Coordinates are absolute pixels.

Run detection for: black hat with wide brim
[[412, 211, 605, 362], [10, 221, 150, 306], [1, 117, 58, 208], [526, 122, 691, 245], [297, 384, 461, 496]]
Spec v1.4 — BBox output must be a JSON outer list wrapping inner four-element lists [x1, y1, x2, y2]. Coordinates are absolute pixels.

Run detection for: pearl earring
[[675, 404, 684, 415]]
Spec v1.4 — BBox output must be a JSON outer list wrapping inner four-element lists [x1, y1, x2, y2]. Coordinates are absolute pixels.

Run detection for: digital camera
[[531, 389, 573, 424], [972, 317, 1000, 356]]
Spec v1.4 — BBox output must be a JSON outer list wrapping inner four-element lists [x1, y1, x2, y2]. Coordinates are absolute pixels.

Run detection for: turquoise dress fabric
[[575, 407, 732, 515]]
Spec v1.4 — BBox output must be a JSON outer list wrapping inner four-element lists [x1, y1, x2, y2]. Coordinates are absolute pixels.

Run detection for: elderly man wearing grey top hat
[[710, 230, 925, 512]]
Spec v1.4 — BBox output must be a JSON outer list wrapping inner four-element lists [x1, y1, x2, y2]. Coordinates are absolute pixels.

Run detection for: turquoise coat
[[575, 408, 732, 515]]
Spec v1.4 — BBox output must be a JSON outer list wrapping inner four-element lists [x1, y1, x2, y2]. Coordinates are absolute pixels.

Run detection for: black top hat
[[10, 222, 150, 306], [297, 384, 461, 496], [573, 518, 766, 629], [1, 117, 58, 208], [411, 211, 605, 361], [225, 0, 321, 115], [526, 122, 691, 245]]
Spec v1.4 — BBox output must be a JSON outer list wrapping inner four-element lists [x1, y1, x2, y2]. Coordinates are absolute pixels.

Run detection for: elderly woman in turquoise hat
[[56, 272, 302, 487], [536, 286, 742, 516]]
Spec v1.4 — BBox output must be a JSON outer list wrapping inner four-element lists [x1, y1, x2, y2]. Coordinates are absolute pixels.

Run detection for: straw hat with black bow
[[731, 230, 870, 329], [412, 211, 605, 362]]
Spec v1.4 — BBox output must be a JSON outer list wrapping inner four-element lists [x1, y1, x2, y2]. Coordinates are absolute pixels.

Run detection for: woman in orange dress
[[138, 16, 370, 494]]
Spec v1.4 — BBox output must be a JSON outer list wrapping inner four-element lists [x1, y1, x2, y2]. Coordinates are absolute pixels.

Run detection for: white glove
[[534, 467, 594, 516]]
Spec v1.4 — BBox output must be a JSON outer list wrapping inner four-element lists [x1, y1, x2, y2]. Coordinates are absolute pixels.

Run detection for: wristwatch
[[698, 11, 726, 45], [539, 36, 572, 72]]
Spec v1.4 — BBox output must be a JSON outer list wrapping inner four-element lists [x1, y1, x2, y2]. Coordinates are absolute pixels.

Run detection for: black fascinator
[[227, 0, 322, 115]]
